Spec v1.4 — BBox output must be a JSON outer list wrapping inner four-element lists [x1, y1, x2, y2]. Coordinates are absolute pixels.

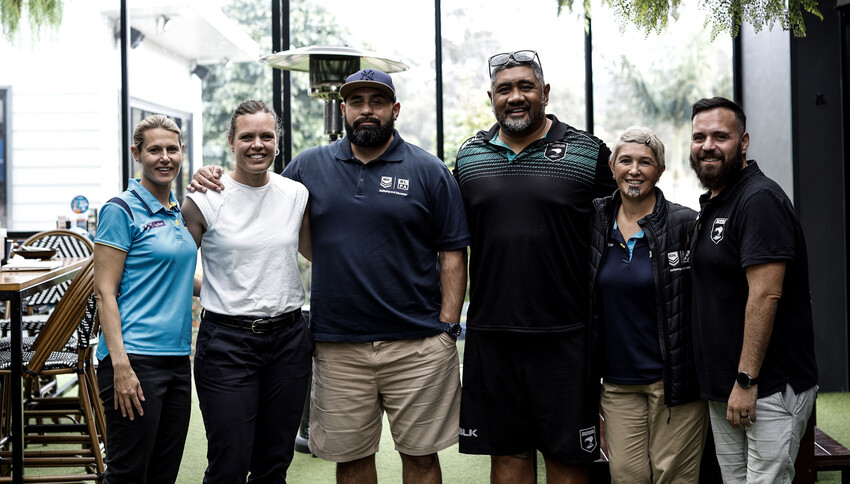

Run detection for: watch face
[[737, 372, 753, 388]]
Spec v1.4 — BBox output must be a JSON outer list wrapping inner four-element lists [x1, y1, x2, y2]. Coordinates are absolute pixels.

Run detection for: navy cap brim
[[340, 81, 396, 101]]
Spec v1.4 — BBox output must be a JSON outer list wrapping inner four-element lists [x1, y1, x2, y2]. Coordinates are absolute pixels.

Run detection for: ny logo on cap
[[359, 69, 376, 81]]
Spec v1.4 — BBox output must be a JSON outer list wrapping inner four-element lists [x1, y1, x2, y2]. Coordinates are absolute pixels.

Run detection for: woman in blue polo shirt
[[94, 115, 198, 483], [588, 127, 707, 483]]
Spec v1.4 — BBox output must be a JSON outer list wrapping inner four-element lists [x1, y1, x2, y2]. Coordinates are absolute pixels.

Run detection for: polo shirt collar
[[128, 178, 179, 215], [334, 129, 406, 164], [482, 114, 562, 141], [698, 160, 761, 206], [482, 114, 569, 153]]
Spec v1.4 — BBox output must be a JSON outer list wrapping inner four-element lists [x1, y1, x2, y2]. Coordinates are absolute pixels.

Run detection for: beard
[[690, 142, 746, 192], [494, 100, 546, 137], [345, 116, 395, 148]]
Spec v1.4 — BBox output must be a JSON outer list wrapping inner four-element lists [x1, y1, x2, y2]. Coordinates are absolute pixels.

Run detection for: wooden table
[[0, 258, 89, 484]]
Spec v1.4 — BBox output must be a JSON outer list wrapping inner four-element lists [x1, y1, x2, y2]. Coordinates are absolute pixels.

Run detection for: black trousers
[[97, 354, 192, 484], [194, 314, 313, 484]]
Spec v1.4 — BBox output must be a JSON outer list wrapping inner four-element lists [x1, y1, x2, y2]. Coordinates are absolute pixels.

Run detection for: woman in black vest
[[589, 126, 707, 483]]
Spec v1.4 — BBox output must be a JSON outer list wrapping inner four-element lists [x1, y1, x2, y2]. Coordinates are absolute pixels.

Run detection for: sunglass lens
[[514, 51, 536, 62], [489, 53, 511, 67]]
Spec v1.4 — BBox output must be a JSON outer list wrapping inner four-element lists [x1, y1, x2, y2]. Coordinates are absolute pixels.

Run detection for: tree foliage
[[603, 29, 732, 185], [556, 0, 822, 38], [1, 0, 63, 42], [201, 0, 353, 169]]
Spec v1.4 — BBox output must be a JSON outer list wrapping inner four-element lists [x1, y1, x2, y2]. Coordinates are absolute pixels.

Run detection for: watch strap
[[439, 321, 462, 338]]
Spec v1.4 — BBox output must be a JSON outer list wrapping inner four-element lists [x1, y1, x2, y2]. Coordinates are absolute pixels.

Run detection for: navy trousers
[[97, 354, 192, 484], [194, 315, 313, 484]]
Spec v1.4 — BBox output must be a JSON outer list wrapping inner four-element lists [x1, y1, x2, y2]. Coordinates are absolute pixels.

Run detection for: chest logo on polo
[[142, 220, 166, 231], [378, 176, 410, 197], [711, 218, 727, 244], [545, 142, 568, 161]]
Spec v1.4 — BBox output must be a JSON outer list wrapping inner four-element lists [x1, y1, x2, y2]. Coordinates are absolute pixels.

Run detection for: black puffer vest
[[589, 188, 700, 407]]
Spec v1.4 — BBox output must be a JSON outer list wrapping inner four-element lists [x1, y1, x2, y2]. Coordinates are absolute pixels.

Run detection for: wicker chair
[[0, 258, 105, 482]]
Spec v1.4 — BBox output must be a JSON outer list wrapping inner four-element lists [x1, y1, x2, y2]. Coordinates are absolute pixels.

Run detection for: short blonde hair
[[609, 126, 665, 169]]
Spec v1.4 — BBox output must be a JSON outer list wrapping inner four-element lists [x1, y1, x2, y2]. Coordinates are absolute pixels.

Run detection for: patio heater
[[261, 45, 408, 142]]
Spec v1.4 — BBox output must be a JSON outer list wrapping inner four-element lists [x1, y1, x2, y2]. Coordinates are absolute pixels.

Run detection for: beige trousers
[[601, 380, 709, 484]]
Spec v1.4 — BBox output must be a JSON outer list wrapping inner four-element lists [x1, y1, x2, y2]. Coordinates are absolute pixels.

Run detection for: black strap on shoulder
[[106, 197, 134, 221]]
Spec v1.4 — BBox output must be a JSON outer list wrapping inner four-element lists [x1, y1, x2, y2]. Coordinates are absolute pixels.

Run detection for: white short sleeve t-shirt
[[187, 173, 308, 317]]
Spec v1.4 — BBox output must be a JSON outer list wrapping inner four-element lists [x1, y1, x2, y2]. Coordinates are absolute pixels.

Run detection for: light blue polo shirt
[[95, 179, 197, 359]]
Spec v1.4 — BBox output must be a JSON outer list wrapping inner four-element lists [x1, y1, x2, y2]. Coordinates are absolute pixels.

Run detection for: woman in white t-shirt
[[182, 100, 312, 483]]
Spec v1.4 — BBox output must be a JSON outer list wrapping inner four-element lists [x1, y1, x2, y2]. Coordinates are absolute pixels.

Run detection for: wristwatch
[[440, 321, 463, 338], [736, 371, 759, 389]]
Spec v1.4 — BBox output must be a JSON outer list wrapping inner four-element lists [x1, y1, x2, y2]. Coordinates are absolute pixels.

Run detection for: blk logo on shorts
[[711, 218, 728, 244], [545, 142, 568, 161], [459, 427, 478, 438], [580, 427, 597, 453]]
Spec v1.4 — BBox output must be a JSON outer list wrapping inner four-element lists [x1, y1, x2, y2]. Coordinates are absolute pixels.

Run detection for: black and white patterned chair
[[20, 229, 94, 308]]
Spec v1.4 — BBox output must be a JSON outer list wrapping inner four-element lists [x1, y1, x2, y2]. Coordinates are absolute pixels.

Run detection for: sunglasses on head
[[488, 50, 541, 76]]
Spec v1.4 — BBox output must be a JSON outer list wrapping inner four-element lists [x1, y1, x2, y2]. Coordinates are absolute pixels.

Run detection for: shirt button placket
[[357, 165, 367, 195]]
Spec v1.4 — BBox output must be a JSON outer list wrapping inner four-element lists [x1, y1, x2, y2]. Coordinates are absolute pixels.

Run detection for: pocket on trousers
[[436, 331, 458, 348], [784, 384, 817, 416], [193, 323, 219, 362]]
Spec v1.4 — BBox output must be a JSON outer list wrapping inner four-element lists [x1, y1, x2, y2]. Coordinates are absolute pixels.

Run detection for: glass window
[[439, 0, 587, 166], [591, 0, 734, 208], [281, 0, 435, 156], [129, 104, 193, 202], [198, 0, 277, 169]]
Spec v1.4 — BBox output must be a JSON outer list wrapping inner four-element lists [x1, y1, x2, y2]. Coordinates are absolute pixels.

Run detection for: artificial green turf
[[22, 379, 850, 482], [810, 392, 850, 484], [175, 392, 850, 483]]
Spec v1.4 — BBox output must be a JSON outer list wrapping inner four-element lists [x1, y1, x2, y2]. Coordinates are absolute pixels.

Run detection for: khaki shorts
[[308, 333, 461, 462]]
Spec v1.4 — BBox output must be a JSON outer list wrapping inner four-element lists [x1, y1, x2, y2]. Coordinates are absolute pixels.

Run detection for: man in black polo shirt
[[455, 50, 614, 483], [688, 96, 817, 483]]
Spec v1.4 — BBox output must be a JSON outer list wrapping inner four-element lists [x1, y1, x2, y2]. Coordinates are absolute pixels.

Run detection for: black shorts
[[459, 327, 601, 464]]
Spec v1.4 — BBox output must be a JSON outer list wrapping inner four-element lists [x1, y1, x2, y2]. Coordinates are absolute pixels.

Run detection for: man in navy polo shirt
[[688, 96, 817, 483], [192, 71, 469, 483]]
